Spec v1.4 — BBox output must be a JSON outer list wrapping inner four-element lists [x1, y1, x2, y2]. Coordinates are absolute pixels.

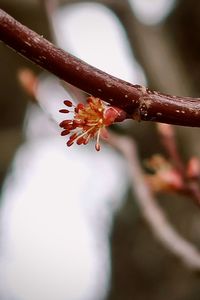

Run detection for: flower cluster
[[59, 96, 122, 151]]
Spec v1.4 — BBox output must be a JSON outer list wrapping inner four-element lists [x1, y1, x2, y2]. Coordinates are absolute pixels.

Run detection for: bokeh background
[[1, 0, 200, 299]]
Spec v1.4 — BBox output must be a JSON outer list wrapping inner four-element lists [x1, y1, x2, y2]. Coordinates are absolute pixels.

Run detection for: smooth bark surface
[[1, 9, 200, 126]]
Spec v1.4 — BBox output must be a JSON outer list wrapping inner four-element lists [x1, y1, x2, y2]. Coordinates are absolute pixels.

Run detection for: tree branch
[[1, 9, 200, 127], [108, 133, 200, 270]]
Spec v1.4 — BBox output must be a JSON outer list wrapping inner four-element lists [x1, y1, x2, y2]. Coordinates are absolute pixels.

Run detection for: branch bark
[[1, 9, 200, 127]]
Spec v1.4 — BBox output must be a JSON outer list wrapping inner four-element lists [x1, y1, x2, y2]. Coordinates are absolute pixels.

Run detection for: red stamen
[[95, 143, 101, 151], [67, 140, 74, 147], [59, 96, 124, 151], [61, 129, 70, 136], [73, 119, 84, 126], [64, 100, 73, 107], [75, 103, 85, 113], [83, 139, 89, 145], [77, 136, 86, 145], [66, 133, 78, 147], [69, 133, 78, 142], [59, 120, 73, 128], [59, 109, 70, 113]]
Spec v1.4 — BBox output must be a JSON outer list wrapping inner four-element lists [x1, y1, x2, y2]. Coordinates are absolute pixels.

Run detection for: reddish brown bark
[[1, 9, 200, 127]]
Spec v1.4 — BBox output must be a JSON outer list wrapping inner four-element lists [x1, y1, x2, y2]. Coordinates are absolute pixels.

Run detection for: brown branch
[[108, 133, 200, 270], [1, 9, 200, 127]]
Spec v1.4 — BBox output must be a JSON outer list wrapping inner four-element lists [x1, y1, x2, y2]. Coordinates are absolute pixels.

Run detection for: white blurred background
[[2, 1, 200, 300]]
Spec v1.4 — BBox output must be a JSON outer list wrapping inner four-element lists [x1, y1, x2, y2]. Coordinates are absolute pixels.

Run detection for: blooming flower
[[59, 96, 124, 151]]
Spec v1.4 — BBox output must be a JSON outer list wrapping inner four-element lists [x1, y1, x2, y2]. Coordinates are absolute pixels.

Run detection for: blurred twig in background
[[109, 132, 200, 270]]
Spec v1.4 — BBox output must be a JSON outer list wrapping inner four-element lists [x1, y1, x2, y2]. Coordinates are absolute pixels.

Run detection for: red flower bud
[[59, 96, 125, 151]]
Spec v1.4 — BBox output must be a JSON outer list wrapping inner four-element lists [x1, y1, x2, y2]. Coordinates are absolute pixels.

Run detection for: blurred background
[[1, 0, 200, 299]]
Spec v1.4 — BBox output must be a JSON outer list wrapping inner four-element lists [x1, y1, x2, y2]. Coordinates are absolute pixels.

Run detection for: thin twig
[[1, 9, 200, 126], [157, 123, 185, 175], [108, 133, 200, 270]]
